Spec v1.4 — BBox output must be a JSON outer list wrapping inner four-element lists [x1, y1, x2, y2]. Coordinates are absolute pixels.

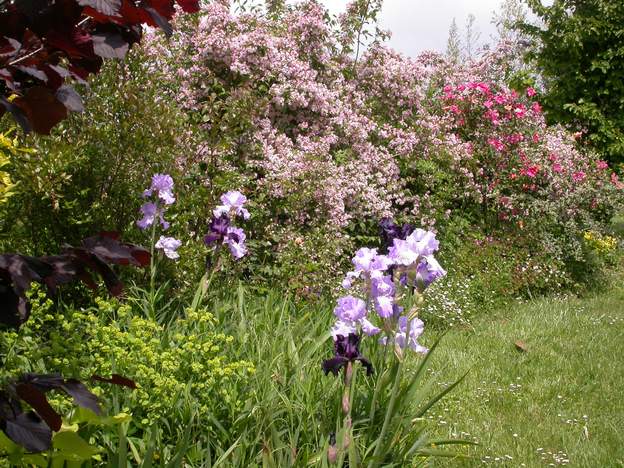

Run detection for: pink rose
[[572, 171, 586, 182]]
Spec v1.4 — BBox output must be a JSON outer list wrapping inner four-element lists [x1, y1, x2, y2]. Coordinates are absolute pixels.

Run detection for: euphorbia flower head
[[155, 236, 182, 259], [322, 333, 373, 377], [144, 174, 175, 205], [213, 190, 250, 220]]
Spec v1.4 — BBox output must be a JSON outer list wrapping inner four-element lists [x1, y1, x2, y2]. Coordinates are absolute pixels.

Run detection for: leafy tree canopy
[[522, 0, 624, 163], [0, 0, 198, 134]]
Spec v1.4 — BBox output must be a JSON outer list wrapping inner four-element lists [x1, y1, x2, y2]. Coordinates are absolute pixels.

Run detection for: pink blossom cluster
[[142, 3, 621, 268], [146, 1, 404, 228], [432, 67, 618, 226]]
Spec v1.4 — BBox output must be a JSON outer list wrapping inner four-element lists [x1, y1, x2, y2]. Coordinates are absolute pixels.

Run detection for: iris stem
[[368, 330, 390, 422], [190, 246, 222, 311], [368, 320, 411, 467], [148, 214, 157, 320]]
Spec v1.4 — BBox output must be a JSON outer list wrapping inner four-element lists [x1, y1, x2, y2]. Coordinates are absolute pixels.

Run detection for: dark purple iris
[[379, 218, 414, 250], [203, 214, 230, 246], [322, 333, 373, 377]]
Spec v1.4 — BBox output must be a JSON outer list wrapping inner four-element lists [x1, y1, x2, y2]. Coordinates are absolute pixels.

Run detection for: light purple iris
[[388, 229, 439, 266], [213, 190, 250, 220], [380, 316, 428, 354], [330, 317, 380, 340], [360, 317, 381, 336], [330, 320, 357, 339], [155, 236, 182, 259], [224, 226, 248, 259], [352, 248, 378, 273], [374, 295, 394, 318], [371, 275, 396, 318], [396, 316, 428, 353], [416, 256, 446, 288], [342, 250, 394, 289], [334, 295, 367, 322], [144, 174, 175, 205], [137, 202, 169, 230], [371, 275, 394, 297], [332, 296, 382, 337]]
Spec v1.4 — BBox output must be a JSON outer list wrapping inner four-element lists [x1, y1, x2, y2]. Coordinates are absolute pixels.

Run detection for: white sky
[[318, 0, 505, 57]]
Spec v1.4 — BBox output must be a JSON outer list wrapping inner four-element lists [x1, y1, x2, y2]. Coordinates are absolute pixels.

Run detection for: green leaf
[[0, 431, 20, 454], [52, 431, 99, 461]]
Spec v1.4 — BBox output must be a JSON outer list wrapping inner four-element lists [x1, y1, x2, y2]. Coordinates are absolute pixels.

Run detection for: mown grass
[[426, 285, 624, 467], [196, 279, 624, 467]]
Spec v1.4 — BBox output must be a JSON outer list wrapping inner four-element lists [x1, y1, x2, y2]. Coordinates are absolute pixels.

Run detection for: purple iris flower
[[203, 214, 230, 246], [330, 320, 357, 339], [213, 190, 250, 220], [374, 295, 394, 318], [352, 248, 378, 273], [331, 318, 380, 337], [341, 271, 359, 289], [155, 236, 182, 260], [332, 296, 381, 335], [371, 275, 394, 297], [143, 174, 175, 205], [342, 250, 393, 289], [380, 316, 428, 354], [370, 275, 395, 318], [360, 317, 381, 336], [416, 256, 446, 289], [388, 229, 440, 266], [224, 226, 248, 259], [334, 296, 367, 322], [380, 218, 414, 249], [137, 202, 169, 230], [322, 333, 373, 377]]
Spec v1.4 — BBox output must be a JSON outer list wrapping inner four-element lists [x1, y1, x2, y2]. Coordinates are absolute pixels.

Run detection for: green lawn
[[427, 285, 624, 467]]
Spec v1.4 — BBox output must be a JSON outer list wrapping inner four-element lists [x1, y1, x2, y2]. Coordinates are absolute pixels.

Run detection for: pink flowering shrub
[[142, 2, 621, 294], [421, 51, 621, 261], [147, 1, 399, 228]]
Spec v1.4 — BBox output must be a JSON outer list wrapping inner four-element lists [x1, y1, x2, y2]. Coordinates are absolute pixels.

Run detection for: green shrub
[[0, 50, 187, 254], [0, 289, 253, 449]]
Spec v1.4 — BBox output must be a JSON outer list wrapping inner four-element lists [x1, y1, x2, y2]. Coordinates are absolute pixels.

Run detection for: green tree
[[446, 18, 462, 63], [522, 0, 624, 163]]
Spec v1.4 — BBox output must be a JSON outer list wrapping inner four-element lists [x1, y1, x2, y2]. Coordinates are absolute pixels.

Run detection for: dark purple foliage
[[0, 373, 135, 452], [0, 233, 149, 328], [0, 0, 200, 134]]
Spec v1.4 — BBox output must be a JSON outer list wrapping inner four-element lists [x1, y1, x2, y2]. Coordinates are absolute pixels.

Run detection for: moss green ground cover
[[427, 285, 624, 467]]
